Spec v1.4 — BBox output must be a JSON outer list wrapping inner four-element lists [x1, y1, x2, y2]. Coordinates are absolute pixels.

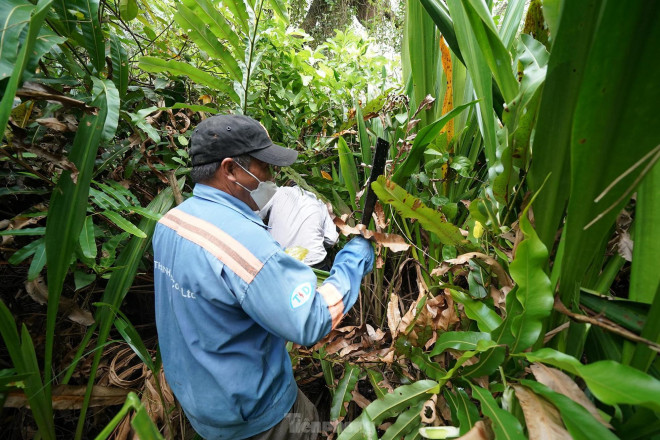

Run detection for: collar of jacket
[[192, 184, 269, 229]]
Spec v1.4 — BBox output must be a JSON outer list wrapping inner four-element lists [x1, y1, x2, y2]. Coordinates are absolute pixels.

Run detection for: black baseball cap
[[189, 114, 298, 166]]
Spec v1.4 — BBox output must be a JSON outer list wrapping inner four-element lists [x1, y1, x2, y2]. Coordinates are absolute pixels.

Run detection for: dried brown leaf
[[513, 385, 571, 440], [36, 117, 70, 131], [332, 216, 410, 252], [420, 394, 438, 424], [456, 420, 494, 440], [530, 363, 612, 428], [413, 94, 436, 119], [438, 252, 513, 288], [351, 390, 372, 409], [25, 277, 94, 326], [5, 385, 128, 409], [387, 293, 402, 340]]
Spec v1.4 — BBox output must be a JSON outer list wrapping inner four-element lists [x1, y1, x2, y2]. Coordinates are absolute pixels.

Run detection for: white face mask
[[233, 162, 278, 210]]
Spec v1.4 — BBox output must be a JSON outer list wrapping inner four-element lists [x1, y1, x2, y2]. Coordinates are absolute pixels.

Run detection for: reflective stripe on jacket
[[153, 184, 374, 439]]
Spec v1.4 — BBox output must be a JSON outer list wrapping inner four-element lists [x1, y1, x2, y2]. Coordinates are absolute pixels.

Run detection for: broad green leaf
[[94, 182, 131, 208], [372, 177, 474, 249], [471, 385, 525, 440], [119, 0, 138, 21], [79, 216, 97, 259], [365, 380, 439, 425], [0, 300, 55, 438], [448, 289, 501, 332], [174, 3, 242, 82], [45, 80, 108, 393], [219, 0, 250, 33], [397, 339, 447, 382], [630, 161, 660, 304], [337, 412, 378, 440], [110, 33, 129, 96], [392, 102, 475, 185], [182, 0, 242, 55], [444, 388, 479, 435], [402, 0, 440, 128], [77, 182, 179, 435], [123, 206, 163, 221], [91, 78, 120, 144], [267, 0, 289, 22], [71, 0, 104, 73], [90, 187, 121, 210], [528, 0, 601, 251], [131, 405, 165, 439], [382, 401, 424, 440], [330, 363, 360, 420], [337, 137, 358, 210], [463, 0, 518, 103], [525, 348, 660, 411], [8, 238, 43, 265], [417, 0, 461, 65], [0, 0, 53, 136], [579, 293, 647, 334], [445, 0, 497, 164], [366, 368, 388, 400], [461, 346, 506, 378], [520, 380, 618, 440], [27, 242, 46, 281], [101, 211, 147, 238], [507, 205, 553, 352], [74, 270, 95, 291], [630, 283, 660, 373], [430, 331, 491, 356], [551, 2, 660, 314], [498, 0, 525, 50], [0, 0, 35, 79], [138, 57, 240, 103]]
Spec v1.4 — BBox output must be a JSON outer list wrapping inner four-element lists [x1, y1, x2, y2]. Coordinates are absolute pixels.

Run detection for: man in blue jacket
[[153, 114, 374, 440]]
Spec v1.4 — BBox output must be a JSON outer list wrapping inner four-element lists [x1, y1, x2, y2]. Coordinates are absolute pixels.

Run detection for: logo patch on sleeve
[[290, 282, 313, 309]]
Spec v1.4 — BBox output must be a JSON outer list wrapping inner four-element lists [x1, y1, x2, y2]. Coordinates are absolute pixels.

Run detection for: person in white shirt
[[260, 184, 339, 270]]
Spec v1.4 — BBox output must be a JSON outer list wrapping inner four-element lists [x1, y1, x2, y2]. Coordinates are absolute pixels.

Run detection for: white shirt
[[261, 186, 339, 266]]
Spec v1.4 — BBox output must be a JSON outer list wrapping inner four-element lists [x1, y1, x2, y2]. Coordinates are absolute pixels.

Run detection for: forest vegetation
[[1, 0, 659, 438]]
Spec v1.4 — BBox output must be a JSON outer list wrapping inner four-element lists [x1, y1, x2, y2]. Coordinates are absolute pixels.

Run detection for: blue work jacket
[[153, 184, 374, 439]]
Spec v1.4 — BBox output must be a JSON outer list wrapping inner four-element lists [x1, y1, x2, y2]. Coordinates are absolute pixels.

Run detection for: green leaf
[[79, 216, 97, 259], [138, 57, 240, 103], [44, 79, 108, 392], [0, 0, 54, 136], [444, 388, 479, 435], [337, 412, 378, 440], [366, 368, 388, 400], [218, 0, 249, 33], [356, 103, 372, 167], [74, 270, 96, 290], [365, 380, 439, 425], [630, 161, 660, 304], [471, 385, 525, 440], [174, 3, 242, 82], [550, 2, 660, 312], [122, 205, 163, 221], [448, 289, 501, 332], [0, 227, 46, 236], [267, 0, 289, 23], [444, 0, 497, 164], [630, 283, 660, 373], [71, 0, 105, 73], [392, 102, 475, 185], [181, 0, 242, 56], [330, 363, 361, 420], [0, 0, 35, 79], [114, 316, 156, 372], [498, 0, 525, 50], [8, 238, 43, 265], [382, 401, 424, 440], [91, 78, 120, 143], [506, 205, 553, 352], [27, 241, 46, 281], [525, 348, 660, 411], [430, 331, 491, 356], [77, 182, 179, 435], [520, 380, 618, 440], [337, 136, 359, 210], [110, 33, 129, 96], [101, 211, 147, 238], [372, 177, 474, 249], [528, 0, 601, 251], [119, 0, 138, 21]]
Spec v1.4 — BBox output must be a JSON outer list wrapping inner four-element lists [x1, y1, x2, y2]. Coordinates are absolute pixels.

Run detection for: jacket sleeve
[[239, 236, 374, 346]]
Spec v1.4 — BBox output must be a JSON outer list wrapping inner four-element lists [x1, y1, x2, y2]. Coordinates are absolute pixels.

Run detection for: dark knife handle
[[360, 137, 389, 225]]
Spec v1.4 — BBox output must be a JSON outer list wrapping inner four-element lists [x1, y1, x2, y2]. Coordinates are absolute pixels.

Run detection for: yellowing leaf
[[321, 170, 333, 180]]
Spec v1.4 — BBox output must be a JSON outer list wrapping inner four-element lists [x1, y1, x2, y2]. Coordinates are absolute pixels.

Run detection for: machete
[[360, 137, 389, 226]]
